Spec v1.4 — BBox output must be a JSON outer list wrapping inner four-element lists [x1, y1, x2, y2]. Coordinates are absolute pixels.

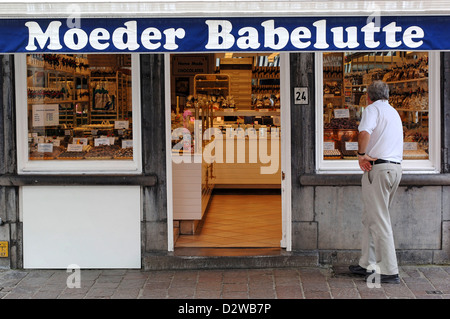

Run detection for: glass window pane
[[323, 51, 429, 161], [26, 54, 133, 161]]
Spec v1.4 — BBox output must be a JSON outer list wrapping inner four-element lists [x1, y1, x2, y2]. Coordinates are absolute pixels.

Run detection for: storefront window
[[26, 54, 133, 161], [320, 51, 437, 172]]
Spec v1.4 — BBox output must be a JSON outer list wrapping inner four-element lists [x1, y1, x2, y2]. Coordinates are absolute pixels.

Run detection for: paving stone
[[249, 287, 276, 299], [140, 287, 168, 299], [195, 290, 222, 299], [32, 290, 62, 299], [167, 287, 195, 299], [1, 265, 450, 299], [118, 278, 147, 289], [222, 283, 248, 293], [275, 285, 303, 298], [112, 288, 141, 299], [330, 287, 360, 299], [86, 287, 117, 298]]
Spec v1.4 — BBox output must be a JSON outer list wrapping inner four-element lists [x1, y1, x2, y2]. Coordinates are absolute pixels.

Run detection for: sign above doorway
[[1, 15, 449, 53]]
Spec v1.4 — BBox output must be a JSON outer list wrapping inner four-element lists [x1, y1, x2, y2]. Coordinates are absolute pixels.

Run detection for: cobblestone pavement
[[0, 265, 449, 299]]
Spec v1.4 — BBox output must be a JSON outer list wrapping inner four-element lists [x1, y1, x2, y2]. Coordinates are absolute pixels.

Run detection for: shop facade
[[0, 1, 449, 270]]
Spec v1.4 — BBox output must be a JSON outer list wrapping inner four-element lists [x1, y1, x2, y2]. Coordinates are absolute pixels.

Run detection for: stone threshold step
[[142, 248, 318, 270]]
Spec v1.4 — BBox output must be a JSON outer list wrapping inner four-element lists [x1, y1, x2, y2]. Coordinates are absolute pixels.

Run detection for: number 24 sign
[[294, 87, 309, 105]]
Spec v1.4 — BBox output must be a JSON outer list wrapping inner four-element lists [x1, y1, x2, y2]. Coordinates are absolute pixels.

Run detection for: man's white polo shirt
[[358, 99, 403, 163]]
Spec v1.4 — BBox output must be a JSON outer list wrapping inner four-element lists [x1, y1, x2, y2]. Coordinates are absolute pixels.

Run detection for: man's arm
[[357, 131, 377, 171]]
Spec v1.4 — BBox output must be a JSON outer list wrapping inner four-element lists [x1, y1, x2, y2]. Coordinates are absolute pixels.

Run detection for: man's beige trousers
[[359, 163, 402, 275]]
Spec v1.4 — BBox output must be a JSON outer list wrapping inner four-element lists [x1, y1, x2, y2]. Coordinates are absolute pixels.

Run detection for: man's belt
[[370, 159, 401, 165]]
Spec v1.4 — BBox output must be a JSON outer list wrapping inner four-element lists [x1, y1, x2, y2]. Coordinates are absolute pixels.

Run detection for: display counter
[[172, 153, 214, 221], [213, 109, 280, 117], [213, 133, 281, 188]]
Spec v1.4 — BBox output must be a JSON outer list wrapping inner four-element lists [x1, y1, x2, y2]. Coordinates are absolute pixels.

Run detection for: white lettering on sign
[[89, 28, 110, 50], [204, 20, 235, 49], [361, 22, 380, 48], [24, 19, 425, 52], [25, 21, 186, 51], [25, 21, 63, 50], [64, 27, 89, 50], [205, 19, 424, 50]]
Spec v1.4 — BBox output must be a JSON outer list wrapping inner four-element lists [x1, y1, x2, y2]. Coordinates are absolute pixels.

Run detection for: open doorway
[[168, 52, 285, 253]]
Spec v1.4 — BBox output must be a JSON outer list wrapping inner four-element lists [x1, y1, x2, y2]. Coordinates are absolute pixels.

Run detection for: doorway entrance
[[167, 52, 289, 253], [175, 189, 281, 248]]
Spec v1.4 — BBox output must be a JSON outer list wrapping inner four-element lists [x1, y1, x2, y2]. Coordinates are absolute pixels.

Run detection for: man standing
[[349, 80, 403, 284]]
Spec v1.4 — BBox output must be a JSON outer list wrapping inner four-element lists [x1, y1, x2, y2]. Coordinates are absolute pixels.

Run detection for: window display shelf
[[346, 77, 428, 88], [24, 53, 134, 164], [213, 110, 280, 117], [323, 51, 431, 163]]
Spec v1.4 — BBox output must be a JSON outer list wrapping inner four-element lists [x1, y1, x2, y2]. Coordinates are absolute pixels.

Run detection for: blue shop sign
[[0, 16, 449, 53]]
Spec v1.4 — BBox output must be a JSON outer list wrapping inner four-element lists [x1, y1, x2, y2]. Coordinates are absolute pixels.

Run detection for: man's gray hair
[[367, 80, 389, 101]]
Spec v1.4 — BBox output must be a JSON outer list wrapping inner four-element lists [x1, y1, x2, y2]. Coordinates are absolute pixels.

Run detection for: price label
[[67, 144, 84, 152], [114, 120, 129, 129], [37, 143, 53, 153], [94, 138, 111, 146], [323, 142, 335, 150], [345, 142, 359, 150], [403, 142, 418, 150], [122, 140, 133, 148], [334, 108, 350, 118]]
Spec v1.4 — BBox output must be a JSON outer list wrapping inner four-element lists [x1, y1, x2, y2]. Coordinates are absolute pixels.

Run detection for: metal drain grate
[[426, 290, 443, 295]]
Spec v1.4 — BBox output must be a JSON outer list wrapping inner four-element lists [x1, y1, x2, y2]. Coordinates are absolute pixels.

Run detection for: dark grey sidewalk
[[1, 265, 449, 299]]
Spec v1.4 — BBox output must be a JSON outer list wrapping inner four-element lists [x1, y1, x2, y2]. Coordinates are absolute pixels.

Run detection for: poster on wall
[[32, 104, 59, 127], [175, 77, 190, 96]]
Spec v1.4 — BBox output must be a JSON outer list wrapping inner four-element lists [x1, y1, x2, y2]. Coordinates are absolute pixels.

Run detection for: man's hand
[[357, 130, 376, 171], [358, 153, 377, 172]]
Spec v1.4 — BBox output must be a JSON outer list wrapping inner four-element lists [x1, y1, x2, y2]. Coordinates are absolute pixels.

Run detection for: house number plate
[[294, 87, 309, 105]]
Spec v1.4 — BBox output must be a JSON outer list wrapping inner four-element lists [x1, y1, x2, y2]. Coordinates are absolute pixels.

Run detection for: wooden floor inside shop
[[174, 190, 282, 248]]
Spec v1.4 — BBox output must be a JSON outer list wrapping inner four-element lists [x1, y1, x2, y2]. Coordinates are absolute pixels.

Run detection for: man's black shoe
[[379, 274, 400, 284], [349, 265, 373, 276], [365, 273, 400, 284]]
